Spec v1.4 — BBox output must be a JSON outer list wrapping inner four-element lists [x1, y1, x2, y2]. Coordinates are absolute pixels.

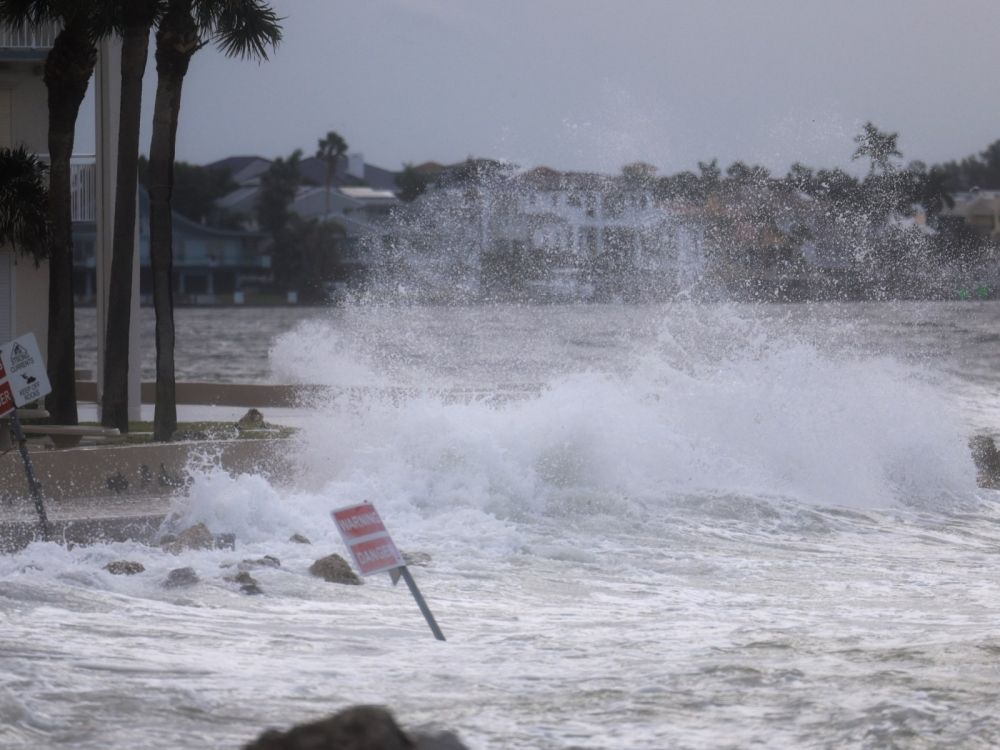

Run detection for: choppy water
[[7, 301, 1000, 748]]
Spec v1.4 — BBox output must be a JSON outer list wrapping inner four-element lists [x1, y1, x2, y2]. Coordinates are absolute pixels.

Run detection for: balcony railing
[[0, 21, 59, 51], [71, 157, 96, 223], [38, 154, 98, 223]]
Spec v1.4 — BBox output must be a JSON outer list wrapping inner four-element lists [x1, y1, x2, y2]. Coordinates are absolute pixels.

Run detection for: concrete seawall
[[0, 439, 293, 552]]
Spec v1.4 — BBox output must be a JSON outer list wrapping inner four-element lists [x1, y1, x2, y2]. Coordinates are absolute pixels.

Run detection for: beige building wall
[[0, 63, 49, 351]]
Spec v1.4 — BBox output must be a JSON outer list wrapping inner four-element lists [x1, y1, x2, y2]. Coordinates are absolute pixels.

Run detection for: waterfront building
[[73, 187, 269, 305], [0, 21, 57, 348]]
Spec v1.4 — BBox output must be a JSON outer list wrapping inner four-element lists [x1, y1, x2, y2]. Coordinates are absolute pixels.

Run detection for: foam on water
[[271, 305, 978, 543], [5, 303, 1000, 749]]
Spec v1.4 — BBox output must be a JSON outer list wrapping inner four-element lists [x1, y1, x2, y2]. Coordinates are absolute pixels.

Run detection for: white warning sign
[[0, 333, 51, 407]]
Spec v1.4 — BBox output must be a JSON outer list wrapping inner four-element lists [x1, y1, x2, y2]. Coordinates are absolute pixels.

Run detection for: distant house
[[211, 152, 402, 239], [74, 187, 268, 305], [945, 189, 1000, 239], [0, 22, 56, 347]]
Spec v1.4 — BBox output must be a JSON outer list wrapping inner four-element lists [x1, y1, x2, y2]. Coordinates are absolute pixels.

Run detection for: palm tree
[[0, 146, 49, 262], [100, 0, 161, 433], [148, 0, 280, 441], [0, 1, 113, 426], [316, 130, 347, 218], [852, 122, 902, 176]]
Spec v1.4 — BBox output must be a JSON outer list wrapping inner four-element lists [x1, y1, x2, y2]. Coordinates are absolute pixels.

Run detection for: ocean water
[[6, 301, 1000, 748]]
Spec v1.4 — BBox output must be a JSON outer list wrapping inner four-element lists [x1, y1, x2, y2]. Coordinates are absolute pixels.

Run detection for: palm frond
[[201, 0, 281, 61], [0, 0, 50, 28], [0, 146, 49, 264]]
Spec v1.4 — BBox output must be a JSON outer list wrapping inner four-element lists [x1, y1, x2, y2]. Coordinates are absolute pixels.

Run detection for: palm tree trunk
[[149, 0, 197, 442], [101, 9, 155, 433], [43, 21, 98, 426]]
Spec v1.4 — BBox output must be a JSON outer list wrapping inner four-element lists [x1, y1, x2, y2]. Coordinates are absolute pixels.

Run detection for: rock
[[239, 555, 281, 570], [164, 567, 199, 588], [163, 523, 215, 554], [227, 571, 263, 595], [970, 434, 1000, 488], [289, 533, 311, 544], [244, 706, 420, 750], [402, 551, 432, 567], [104, 560, 145, 576], [237, 408, 266, 431], [215, 533, 237, 550], [309, 554, 361, 585]]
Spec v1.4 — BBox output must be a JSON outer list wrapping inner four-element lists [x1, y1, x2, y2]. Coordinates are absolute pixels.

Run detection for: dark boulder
[[240, 555, 282, 570], [163, 523, 215, 554], [227, 571, 263, 595], [237, 408, 266, 431], [243, 705, 469, 750], [164, 567, 200, 588], [104, 560, 145, 576], [289, 533, 311, 544], [309, 554, 361, 585]]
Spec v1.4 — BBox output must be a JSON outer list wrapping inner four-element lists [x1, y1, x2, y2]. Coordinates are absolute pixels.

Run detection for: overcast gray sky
[[77, 0, 1000, 176]]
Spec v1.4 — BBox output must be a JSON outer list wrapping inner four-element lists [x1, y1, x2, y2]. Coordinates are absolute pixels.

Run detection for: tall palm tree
[[316, 130, 347, 218], [0, 146, 49, 262], [148, 0, 280, 441], [100, 0, 161, 433], [852, 121, 902, 177], [0, 1, 113, 426]]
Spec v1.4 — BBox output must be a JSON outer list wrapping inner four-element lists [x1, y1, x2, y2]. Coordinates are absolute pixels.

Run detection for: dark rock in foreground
[[243, 705, 468, 750], [309, 554, 361, 585], [164, 567, 199, 588], [104, 560, 145, 576]]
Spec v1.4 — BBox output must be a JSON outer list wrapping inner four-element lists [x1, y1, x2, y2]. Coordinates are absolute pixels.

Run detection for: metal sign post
[[332, 502, 446, 641], [8, 408, 48, 540], [1, 333, 52, 541]]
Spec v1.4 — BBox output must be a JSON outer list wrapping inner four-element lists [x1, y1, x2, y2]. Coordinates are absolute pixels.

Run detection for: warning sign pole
[[1, 333, 52, 542], [332, 502, 446, 641], [399, 566, 446, 641], [9, 408, 49, 541]]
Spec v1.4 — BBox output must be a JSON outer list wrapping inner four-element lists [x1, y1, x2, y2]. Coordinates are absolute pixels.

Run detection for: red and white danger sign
[[332, 503, 405, 576], [0, 379, 14, 419]]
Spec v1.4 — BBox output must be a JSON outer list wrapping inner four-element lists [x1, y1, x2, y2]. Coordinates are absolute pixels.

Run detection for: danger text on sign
[[351, 536, 406, 575], [0, 380, 13, 418], [331, 502, 405, 577]]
